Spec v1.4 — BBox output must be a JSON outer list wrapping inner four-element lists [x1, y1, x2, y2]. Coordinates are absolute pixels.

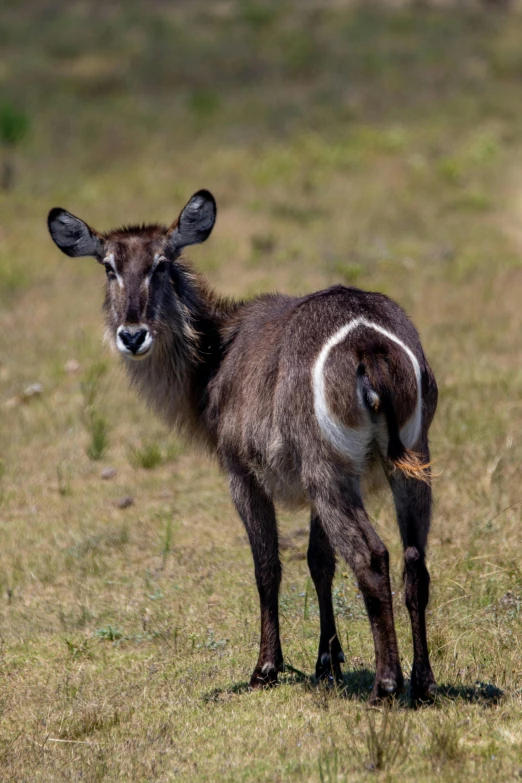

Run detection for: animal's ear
[[47, 208, 103, 258], [168, 190, 216, 253]]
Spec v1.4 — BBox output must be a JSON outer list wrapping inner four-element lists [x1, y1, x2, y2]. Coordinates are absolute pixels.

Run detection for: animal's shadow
[[203, 664, 504, 708]]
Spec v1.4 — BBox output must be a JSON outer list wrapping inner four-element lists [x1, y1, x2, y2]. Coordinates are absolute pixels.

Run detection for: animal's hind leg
[[388, 454, 437, 703], [307, 512, 345, 681], [311, 477, 403, 704], [228, 464, 283, 688]]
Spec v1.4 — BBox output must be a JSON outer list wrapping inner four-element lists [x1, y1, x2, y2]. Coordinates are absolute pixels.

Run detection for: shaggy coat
[[48, 190, 438, 704]]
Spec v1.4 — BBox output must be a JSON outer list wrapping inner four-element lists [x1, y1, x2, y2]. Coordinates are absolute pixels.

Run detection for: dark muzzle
[[118, 327, 148, 354]]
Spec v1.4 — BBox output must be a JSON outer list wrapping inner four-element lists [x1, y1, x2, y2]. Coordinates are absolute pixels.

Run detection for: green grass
[[0, 1, 522, 781], [84, 410, 109, 461], [127, 438, 183, 469], [127, 441, 163, 470], [81, 361, 110, 460]]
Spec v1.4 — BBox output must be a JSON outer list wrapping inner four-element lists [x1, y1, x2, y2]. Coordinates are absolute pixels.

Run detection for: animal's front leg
[[228, 465, 283, 688]]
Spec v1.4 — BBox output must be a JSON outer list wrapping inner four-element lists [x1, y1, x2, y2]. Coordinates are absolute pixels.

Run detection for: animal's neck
[[123, 266, 234, 444]]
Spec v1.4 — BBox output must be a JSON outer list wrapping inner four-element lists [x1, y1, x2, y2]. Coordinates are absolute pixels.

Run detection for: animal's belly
[[255, 466, 308, 509], [249, 435, 308, 508]]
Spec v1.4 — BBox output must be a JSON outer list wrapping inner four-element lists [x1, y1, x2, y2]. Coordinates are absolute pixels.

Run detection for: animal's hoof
[[315, 650, 345, 683], [249, 663, 280, 689], [411, 675, 437, 705], [368, 672, 405, 705]]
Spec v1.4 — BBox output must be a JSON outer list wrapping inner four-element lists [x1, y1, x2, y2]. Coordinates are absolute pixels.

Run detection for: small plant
[[357, 707, 410, 772], [80, 362, 109, 461], [128, 441, 162, 469], [0, 100, 29, 190], [95, 625, 123, 642], [128, 437, 182, 469], [85, 410, 109, 461]]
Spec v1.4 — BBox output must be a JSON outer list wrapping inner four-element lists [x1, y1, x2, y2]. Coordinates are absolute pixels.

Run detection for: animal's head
[[48, 190, 216, 360]]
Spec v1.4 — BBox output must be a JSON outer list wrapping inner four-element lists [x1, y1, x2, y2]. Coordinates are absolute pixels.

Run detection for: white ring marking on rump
[[312, 318, 422, 464]]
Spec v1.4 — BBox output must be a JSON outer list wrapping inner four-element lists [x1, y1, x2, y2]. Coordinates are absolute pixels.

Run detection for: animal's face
[[48, 191, 216, 360], [101, 233, 171, 359]]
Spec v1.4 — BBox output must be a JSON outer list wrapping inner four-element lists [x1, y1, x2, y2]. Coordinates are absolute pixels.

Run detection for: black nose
[[119, 328, 148, 353]]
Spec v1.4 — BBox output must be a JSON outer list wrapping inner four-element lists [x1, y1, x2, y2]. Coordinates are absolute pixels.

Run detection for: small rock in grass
[[114, 496, 133, 509], [21, 383, 43, 400], [101, 467, 117, 480]]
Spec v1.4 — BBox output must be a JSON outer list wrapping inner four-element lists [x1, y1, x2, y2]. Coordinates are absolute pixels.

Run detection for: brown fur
[[48, 192, 439, 704]]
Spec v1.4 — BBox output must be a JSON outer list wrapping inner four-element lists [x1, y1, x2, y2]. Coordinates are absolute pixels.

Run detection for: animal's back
[[210, 285, 436, 504]]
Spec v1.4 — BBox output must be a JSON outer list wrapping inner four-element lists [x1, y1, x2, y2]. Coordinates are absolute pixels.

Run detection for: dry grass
[[0, 1, 522, 780]]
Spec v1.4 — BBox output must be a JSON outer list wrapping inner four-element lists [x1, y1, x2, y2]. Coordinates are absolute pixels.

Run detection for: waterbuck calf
[[48, 190, 438, 704]]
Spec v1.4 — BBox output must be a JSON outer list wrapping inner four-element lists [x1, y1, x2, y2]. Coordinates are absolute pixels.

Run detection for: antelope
[[48, 190, 438, 704]]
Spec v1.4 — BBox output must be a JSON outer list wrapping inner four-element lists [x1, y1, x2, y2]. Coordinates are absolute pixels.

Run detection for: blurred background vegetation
[[0, 2, 522, 781], [2, 0, 522, 283], [2, 0, 522, 301]]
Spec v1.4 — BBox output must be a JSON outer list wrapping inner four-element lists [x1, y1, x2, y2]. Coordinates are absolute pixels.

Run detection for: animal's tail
[[357, 359, 431, 484]]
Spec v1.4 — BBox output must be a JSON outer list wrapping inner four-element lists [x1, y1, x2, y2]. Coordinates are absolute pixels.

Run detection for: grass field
[[1, 1, 522, 780]]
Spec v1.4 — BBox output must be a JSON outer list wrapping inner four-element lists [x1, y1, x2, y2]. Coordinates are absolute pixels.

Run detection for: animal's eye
[[105, 266, 117, 281]]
